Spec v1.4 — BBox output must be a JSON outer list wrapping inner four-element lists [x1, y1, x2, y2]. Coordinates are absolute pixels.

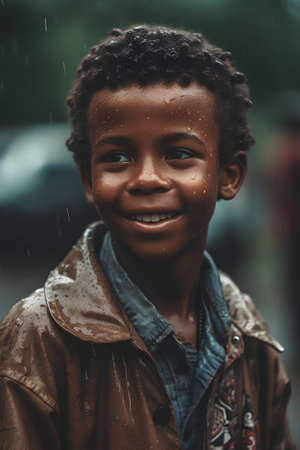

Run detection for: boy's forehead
[[87, 81, 217, 122]]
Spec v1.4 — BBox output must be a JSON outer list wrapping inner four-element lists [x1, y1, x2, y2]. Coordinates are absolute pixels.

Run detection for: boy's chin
[[115, 240, 180, 265]]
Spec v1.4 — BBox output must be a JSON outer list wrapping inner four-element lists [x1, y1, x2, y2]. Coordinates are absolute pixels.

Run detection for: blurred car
[[0, 124, 97, 256]]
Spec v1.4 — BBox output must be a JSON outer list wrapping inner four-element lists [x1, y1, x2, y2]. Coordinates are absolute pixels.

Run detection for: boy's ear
[[218, 151, 248, 200], [79, 167, 95, 205]]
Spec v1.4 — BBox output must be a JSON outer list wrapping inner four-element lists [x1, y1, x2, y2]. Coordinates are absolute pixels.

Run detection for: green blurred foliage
[[0, 0, 299, 125]]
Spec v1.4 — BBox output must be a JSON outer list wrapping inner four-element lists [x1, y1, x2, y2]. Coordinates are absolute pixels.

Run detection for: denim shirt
[[100, 232, 231, 449]]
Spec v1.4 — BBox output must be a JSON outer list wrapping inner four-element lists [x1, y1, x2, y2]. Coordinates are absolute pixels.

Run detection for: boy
[[0, 25, 295, 449]]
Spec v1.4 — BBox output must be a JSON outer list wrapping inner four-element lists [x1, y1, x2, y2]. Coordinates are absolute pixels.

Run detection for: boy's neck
[[113, 236, 206, 320]]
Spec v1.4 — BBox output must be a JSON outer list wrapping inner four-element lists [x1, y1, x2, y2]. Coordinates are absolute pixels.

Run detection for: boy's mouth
[[130, 212, 179, 223]]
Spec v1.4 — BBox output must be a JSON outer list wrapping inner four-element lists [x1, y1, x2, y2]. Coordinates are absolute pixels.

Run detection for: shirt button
[[153, 406, 171, 425], [232, 335, 241, 345]]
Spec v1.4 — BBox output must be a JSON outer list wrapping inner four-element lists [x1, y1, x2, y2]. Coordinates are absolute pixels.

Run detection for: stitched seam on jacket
[[0, 368, 56, 410]]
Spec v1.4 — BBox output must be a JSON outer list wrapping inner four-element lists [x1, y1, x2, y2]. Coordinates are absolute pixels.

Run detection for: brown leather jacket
[[0, 223, 295, 449]]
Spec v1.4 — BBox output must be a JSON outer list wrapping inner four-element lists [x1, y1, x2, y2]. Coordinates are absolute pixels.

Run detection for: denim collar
[[99, 231, 231, 352]]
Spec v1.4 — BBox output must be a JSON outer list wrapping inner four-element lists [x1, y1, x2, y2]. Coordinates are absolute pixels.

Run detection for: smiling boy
[[0, 25, 295, 449]]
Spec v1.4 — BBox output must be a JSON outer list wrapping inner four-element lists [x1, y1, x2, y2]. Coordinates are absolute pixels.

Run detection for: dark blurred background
[[1, 0, 299, 443]]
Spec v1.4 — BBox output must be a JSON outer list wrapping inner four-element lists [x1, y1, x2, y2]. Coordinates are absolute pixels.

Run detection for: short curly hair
[[66, 24, 255, 171]]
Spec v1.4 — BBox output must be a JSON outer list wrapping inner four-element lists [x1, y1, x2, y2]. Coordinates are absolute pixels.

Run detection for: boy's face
[[83, 81, 239, 262]]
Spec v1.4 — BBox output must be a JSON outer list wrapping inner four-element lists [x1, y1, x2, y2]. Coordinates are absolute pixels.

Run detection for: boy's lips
[[120, 209, 181, 227], [130, 212, 179, 224]]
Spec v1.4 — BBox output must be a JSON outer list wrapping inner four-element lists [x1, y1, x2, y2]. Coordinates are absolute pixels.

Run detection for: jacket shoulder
[[0, 289, 67, 406], [219, 271, 283, 352], [0, 288, 58, 347]]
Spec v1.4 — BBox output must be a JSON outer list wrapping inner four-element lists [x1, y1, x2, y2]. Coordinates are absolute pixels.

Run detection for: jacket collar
[[45, 222, 145, 349], [45, 222, 283, 353]]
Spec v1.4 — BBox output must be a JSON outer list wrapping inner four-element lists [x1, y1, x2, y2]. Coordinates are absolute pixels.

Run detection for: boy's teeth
[[132, 213, 175, 223]]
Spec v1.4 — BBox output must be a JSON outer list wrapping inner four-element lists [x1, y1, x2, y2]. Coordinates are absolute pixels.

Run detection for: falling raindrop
[[1, 0, 4, 6], [0, 81, 4, 91], [66, 207, 71, 223], [62, 61, 67, 76], [26, 248, 31, 257], [24, 54, 30, 66], [44, 18, 48, 32], [48, 112, 53, 122]]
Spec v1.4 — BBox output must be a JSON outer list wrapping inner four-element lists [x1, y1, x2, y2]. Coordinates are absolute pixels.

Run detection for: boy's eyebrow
[[158, 132, 205, 146], [96, 133, 205, 148], [96, 136, 131, 147]]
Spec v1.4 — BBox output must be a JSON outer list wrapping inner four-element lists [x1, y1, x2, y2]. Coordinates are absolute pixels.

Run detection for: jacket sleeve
[[243, 341, 296, 450], [0, 370, 62, 450], [267, 354, 295, 450]]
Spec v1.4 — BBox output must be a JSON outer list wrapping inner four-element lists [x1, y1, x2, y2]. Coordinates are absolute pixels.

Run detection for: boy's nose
[[127, 156, 171, 195]]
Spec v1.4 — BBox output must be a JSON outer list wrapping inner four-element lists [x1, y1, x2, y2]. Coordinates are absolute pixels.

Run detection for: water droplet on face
[[193, 191, 197, 195], [203, 189, 207, 194], [187, 127, 191, 132], [146, 116, 151, 120], [187, 111, 191, 116], [120, 124, 124, 128]]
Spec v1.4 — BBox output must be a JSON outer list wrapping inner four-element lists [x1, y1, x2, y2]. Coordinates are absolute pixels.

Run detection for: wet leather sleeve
[[242, 340, 296, 450], [269, 358, 295, 450], [0, 371, 61, 450]]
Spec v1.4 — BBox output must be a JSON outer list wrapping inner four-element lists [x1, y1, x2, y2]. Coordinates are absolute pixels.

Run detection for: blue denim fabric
[[100, 232, 231, 449]]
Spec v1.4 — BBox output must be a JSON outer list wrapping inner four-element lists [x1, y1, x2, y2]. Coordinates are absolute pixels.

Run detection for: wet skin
[[82, 81, 247, 346]]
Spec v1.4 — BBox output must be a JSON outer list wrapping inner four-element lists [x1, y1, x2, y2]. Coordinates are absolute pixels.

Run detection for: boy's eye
[[101, 151, 130, 163], [166, 148, 193, 160]]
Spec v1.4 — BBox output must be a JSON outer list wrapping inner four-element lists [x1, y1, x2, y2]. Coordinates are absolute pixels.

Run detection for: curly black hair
[[66, 24, 255, 171]]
